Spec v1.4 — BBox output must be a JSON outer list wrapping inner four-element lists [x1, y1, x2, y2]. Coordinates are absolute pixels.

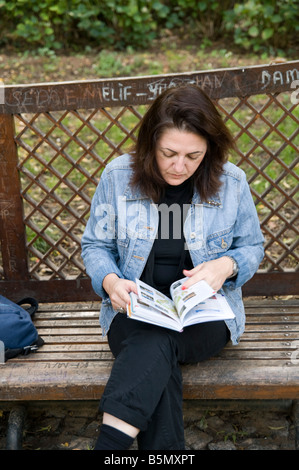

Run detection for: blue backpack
[[0, 295, 44, 362]]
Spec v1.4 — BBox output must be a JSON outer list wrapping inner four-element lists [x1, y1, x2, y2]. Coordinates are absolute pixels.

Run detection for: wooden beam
[[0, 61, 298, 113], [0, 272, 298, 302], [0, 114, 29, 280]]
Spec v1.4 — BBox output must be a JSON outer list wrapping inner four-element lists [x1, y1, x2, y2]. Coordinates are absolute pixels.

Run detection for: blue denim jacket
[[81, 154, 264, 345]]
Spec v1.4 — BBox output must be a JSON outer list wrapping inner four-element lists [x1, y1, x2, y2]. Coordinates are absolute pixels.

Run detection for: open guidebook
[[127, 277, 235, 332]]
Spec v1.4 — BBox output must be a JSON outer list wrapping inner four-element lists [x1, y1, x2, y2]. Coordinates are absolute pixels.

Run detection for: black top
[[140, 178, 194, 298]]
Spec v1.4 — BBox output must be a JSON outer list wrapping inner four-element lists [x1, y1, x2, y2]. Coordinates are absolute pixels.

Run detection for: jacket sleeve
[[223, 171, 264, 289], [81, 169, 123, 299]]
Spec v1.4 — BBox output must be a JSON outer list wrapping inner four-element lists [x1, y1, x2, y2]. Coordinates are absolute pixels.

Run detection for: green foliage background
[[0, 0, 298, 55]]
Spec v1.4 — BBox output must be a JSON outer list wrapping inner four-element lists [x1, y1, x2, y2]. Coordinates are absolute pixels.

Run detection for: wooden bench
[[0, 61, 298, 450]]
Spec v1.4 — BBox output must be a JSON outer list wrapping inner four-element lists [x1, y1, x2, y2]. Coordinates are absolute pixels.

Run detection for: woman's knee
[[109, 314, 178, 359]]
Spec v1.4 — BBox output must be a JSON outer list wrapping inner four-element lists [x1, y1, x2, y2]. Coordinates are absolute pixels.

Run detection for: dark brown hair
[[130, 84, 236, 202]]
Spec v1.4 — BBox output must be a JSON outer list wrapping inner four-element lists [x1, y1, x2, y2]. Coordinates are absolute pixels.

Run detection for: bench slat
[[41, 335, 107, 343], [0, 359, 298, 401]]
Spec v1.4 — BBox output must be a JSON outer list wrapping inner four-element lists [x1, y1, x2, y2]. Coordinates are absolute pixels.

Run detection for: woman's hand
[[103, 273, 138, 312], [182, 256, 235, 292]]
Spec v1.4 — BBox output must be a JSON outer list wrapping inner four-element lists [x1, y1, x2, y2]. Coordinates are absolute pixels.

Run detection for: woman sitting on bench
[[81, 85, 264, 450]]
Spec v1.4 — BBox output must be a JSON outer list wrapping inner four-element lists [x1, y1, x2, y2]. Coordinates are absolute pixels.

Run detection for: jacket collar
[[122, 183, 148, 201]]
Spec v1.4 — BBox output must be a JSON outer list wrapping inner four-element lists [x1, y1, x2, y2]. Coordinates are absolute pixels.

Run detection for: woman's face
[[155, 128, 207, 186]]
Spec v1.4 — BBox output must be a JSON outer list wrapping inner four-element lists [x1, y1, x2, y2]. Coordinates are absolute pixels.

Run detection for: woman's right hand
[[103, 273, 138, 312]]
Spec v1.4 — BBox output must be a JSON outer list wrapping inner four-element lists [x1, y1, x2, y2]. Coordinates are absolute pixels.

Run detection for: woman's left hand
[[182, 257, 234, 292]]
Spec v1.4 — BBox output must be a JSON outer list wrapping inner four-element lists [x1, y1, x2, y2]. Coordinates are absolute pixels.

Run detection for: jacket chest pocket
[[117, 201, 156, 246], [206, 225, 234, 255]]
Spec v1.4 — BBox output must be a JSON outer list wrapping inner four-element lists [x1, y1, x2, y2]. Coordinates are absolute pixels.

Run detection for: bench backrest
[[0, 62, 298, 302]]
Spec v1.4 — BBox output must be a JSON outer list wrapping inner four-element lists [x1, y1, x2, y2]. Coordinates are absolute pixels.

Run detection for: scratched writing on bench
[[1, 66, 298, 111], [261, 67, 299, 89], [43, 362, 101, 370], [3, 74, 224, 109]]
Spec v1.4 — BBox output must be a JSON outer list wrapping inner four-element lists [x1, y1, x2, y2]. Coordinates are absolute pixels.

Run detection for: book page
[[181, 293, 235, 327], [128, 292, 182, 327], [170, 278, 216, 318], [136, 279, 177, 316]]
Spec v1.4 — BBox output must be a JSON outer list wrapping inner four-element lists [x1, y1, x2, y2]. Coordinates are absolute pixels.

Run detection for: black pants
[[100, 313, 230, 450]]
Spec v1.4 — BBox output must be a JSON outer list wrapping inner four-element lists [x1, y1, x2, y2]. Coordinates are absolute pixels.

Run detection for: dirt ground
[[0, 400, 296, 451]]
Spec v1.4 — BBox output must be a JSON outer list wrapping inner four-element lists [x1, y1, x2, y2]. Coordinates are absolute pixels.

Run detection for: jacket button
[[221, 238, 228, 249]]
